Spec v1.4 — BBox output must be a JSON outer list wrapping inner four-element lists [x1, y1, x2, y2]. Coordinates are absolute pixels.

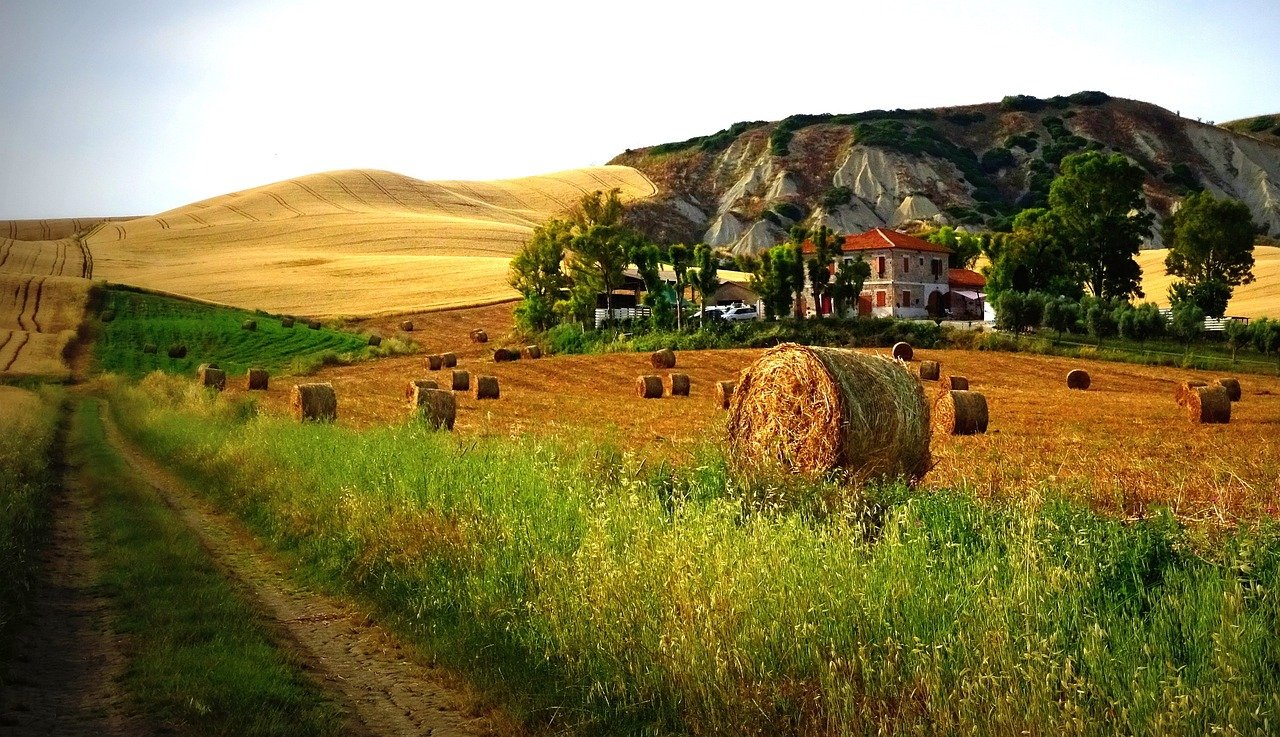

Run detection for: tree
[[1163, 191, 1256, 317], [830, 257, 871, 318], [983, 209, 1082, 299], [1041, 296, 1080, 342], [689, 244, 721, 328], [509, 218, 570, 332], [994, 291, 1045, 334], [1224, 318, 1250, 362], [800, 225, 840, 317], [1250, 318, 1280, 372], [1084, 301, 1118, 344], [629, 242, 674, 330], [925, 225, 982, 269], [669, 244, 691, 330], [1168, 279, 1232, 320], [778, 242, 806, 318], [1048, 151, 1153, 300], [1169, 302, 1205, 345], [564, 189, 636, 329]]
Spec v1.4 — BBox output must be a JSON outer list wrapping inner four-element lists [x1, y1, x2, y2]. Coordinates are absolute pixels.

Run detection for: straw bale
[[247, 368, 269, 390], [451, 370, 470, 391], [471, 329, 488, 343], [441, 353, 457, 368], [892, 342, 913, 361], [405, 379, 438, 403], [494, 347, 520, 362], [726, 343, 930, 482], [412, 388, 455, 430], [651, 348, 676, 369], [426, 354, 443, 371], [1186, 385, 1231, 424], [197, 363, 226, 390], [167, 344, 187, 359], [242, 319, 257, 331], [522, 345, 542, 359], [400, 320, 414, 332], [1175, 380, 1209, 407], [715, 380, 736, 409], [291, 383, 337, 422], [933, 390, 989, 435], [1066, 369, 1091, 390], [101, 309, 116, 323], [943, 375, 968, 391], [368, 334, 382, 347], [473, 375, 499, 399], [919, 360, 940, 381], [281, 316, 295, 328], [307, 319, 322, 330], [666, 373, 690, 396], [1217, 377, 1241, 402], [143, 343, 158, 354], [637, 375, 663, 399]]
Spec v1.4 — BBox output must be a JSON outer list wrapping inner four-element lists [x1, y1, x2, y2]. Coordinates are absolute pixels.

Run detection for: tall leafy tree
[[983, 209, 1082, 299], [925, 225, 982, 269], [564, 189, 637, 328], [1047, 151, 1153, 300], [689, 244, 721, 326], [629, 242, 673, 330], [830, 257, 871, 317], [668, 244, 691, 330], [509, 218, 570, 332], [798, 225, 840, 317], [1163, 191, 1257, 317]]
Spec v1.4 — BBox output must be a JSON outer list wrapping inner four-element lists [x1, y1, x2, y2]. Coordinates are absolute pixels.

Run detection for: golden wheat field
[[0, 237, 94, 378], [0, 217, 127, 242], [1137, 245, 1280, 318], [82, 167, 657, 318]]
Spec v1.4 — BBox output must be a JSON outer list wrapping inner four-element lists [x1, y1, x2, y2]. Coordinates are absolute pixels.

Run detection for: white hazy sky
[[2, 0, 1278, 218]]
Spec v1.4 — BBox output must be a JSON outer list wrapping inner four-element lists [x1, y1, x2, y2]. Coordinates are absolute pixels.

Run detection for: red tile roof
[[802, 228, 952, 255], [948, 268, 986, 289]]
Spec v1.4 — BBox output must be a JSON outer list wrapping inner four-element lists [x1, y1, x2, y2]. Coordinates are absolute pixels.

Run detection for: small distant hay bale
[[307, 319, 322, 330], [494, 347, 520, 362], [411, 387, 456, 430], [473, 375, 499, 400], [281, 316, 295, 328], [726, 343, 930, 482], [1175, 380, 1209, 406], [441, 352, 458, 368], [291, 383, 337, 422], [637, 375, 663, 399], [1066, 369, 1091, 390], [651, 348, 676, 369], [471, 329, 488, 343], [1185, 385, 1231, 424], [142, 343, 158, 354], [1217, 377, 1242, 402], [247, 368, 269, 391], [891, 342, 913, 361], [715, 380, 736, 409], [426, 354, 444, 371], [368, 334, 382, 347], [522, 345, 542, 359], [933, 390, 989, 435], [451, 370, 470, 391], [405, 379, 439, 403], [167, 344, 187, 359], [400, 320, 414, 332], [197, 363, 226, 391], [666, 373, 690, 396], [919, 360, 940, 381], [242, 319, 257, 331], [100, 308, 116, 323], [942, 375, 969, 391]]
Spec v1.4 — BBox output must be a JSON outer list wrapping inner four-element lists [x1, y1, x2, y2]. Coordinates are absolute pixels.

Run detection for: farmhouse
[[804, 228, 952, 318], [947, 267, 987, 319]]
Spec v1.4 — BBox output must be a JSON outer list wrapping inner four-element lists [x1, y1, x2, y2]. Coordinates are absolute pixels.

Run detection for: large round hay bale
[[197, 364, 226, 391], [100, 308, 116, 323], [368, 334, 382, 347], [494, 347, 520, 362], [142, 343, 158, 354], [934, 390, 989, 435], [1217, 377, 1242, 402], [412, 388, 456, 430], [1066, 369, 1091, 390], [637, 375, 663, 399], [522, 345, 542, 359], [715, 380, 736, 409], [1175, 380, 1209, 407], [451, 370, 470, 391], [405, 379, 438, 404], [471, 329, 488, 344], [1186, 385, 1231, 424], [473, 375, 500, 400], [307, 319, 322, 330], [441, 353, 458, 368], [919, 360, 940, 381], [281, 316, 295, 328], [247, 368, 269, 391], [651, 348, 676, 369], [891, 342, 913, 361], [242, 319, 257, 331], [426, 354, 443, 371], [726, 343, 930, 482], [943, 375, 969, 391], [167, 344, 187, 359], [400, 320, 414, 332], [666, 373, 690, 396], [291, 383, 337, 422]]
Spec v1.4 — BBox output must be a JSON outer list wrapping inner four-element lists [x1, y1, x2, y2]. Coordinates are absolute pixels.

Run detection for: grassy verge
[[0, 386, 62, 669], [93, 287, 413, 378], [107, 374, 1280, 736], [72, 398, 343, 736]]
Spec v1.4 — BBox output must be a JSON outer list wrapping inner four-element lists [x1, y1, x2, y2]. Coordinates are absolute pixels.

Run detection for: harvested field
[[0, 328, 77, 379], [1137, 245, 1280, 318], [0, 274, 93, 333], [0, 233, 94, 378], [0, 237, 93, 278], [84, 167, 657, 317]]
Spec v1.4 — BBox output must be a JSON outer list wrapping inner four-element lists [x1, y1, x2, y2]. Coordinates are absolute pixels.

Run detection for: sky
[[1, 0, 1278, 218]]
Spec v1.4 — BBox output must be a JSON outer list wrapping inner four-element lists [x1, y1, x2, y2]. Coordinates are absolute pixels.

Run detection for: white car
[[720, 305, 759, 322]]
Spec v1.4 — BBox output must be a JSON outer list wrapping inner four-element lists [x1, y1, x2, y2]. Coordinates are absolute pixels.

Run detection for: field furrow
[[1, 330, 31, 372]]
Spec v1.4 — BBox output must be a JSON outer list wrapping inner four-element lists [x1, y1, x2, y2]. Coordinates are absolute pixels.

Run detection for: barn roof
[[948, 268, 987, 289]]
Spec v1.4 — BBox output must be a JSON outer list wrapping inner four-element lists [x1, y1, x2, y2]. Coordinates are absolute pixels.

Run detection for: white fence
[[594, 306, 652, 329], [1157, 308, 1248, 332]]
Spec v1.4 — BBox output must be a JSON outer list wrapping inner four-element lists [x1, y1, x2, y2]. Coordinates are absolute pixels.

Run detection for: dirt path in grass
[[0, 420, 149, 736], [96, 405, 506, 737]]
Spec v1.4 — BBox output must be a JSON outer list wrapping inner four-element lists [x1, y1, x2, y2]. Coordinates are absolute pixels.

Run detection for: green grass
[[73, 398, 344, 736], [0, 386, 61, 671], [93, 288, 410, 378], [106, 373, 1280, 736]]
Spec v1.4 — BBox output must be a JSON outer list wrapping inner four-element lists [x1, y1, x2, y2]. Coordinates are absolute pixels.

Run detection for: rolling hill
[[0, 239, 93, 379], [79, 167, 657, 318], [1137, 245, 1280, 318]]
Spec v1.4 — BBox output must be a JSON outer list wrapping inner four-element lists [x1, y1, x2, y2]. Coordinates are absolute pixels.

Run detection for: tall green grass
[[73, 399, 344, 735], [93, 288, 411, 378], [107, 375, 1280, 736]]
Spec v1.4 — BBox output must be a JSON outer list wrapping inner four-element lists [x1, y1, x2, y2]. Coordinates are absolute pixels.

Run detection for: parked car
[[720, 305, 758, 322], [689, 305, 728, 325]]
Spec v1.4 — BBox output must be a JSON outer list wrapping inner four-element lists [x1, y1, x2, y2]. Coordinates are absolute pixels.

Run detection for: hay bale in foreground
[[242, 319, 257, 331], [411, 388, 455, 430], [1175, 380, 1209, 406], [715, 380, 736, 409], [651, 348, 676, 369], [667, 373, 690, 397], [473, 375, 499, 400], [291, 383, 337, 422], [441, 353, 458, 368], [943, 375, 969, 391], [281, 316, 295, 328], [247, 368, 269, 391], [1186, 385, 1231, 424], [919, 360, 940, 381], [471, 329, 488, 343], [494, 347, 520, 362], [934, 390, 989, 435], [400, 320, 414, 332], [522, 345, 542, 359], [143, 343, 158, 354], [637, 375, 663, 399], [1217, 377, 1242, 402], [405, 379, 438, 404], [1066, 369, 1091, 390], [167, 344, 187, 359], [368, 334, 382, 347], [451, 370, 470, 391], [197, 364, 226, 391], [891, 342, 913, 361], [426, 354, 443, 371], [726, 343, 930, 482]]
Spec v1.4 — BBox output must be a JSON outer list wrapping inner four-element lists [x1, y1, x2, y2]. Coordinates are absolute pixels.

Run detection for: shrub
[[1001, 94, 1047, 112], [980, 147, 1016, 173], [822, 186, 852, 210], [944, 111, 986, 126], [1085, 302, 1118, 341], [1067, 90, 1111, 106]]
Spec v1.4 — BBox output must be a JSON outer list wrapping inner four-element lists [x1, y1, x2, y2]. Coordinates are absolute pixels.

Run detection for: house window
[[902, 256, 909, 273], [902, 290, 911, 307], [876, 256, 886, 278], [919, 257, 925, 265], [931, 258, 942, 277], [875, 290, 886, 307]]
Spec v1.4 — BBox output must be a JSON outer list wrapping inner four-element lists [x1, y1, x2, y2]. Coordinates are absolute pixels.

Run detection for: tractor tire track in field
[[1, 330, 30, 371], [265, 191, 307, 218], [290, 179, 360, 214], [29, 277, 44, 332], [99, 407, 502, 737], [14, 276, 34, 331]]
